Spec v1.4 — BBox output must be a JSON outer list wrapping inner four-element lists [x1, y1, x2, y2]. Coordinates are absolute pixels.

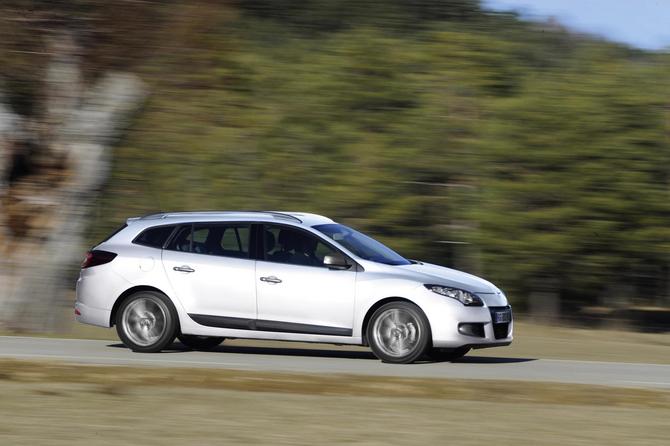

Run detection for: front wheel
[[367, 301, 431, 364], [178, 335, 224, 351], [116, 291, 178, 353]]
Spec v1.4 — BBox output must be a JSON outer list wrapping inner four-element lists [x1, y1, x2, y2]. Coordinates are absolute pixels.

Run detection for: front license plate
[[494, 310, 511, 323]]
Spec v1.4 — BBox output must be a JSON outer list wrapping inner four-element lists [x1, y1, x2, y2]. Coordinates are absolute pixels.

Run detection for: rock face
[[0, 34, 145, 332]]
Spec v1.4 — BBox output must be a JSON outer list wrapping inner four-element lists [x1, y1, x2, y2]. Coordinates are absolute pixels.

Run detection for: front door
[[162, 223, 256, 321], [255, 224, 356, 336]]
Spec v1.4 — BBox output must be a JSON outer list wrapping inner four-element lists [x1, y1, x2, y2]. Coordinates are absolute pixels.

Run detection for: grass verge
[[0, 359, 669, 446]]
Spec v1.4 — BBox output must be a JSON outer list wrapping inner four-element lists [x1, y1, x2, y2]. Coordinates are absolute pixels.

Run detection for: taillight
[[81, 250, 117, 269]]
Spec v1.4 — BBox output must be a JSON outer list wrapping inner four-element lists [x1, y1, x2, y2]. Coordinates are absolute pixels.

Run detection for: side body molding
[[188, 314, 353, 337]]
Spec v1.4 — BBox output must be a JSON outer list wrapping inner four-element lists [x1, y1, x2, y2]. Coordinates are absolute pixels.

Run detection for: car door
[[255, 224, 356, 336], [162, 222, 257, 321]]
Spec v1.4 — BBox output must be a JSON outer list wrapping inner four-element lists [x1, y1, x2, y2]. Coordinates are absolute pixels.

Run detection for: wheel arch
[[110, 285, 173, 327], [361, 296, 429, 346]]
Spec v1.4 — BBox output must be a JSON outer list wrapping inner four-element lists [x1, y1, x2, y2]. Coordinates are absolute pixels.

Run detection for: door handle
[[260, 276, 282, 284], [173, 265, 195, 273]]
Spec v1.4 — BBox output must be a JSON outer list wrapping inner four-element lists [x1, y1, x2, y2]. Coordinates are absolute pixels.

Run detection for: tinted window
[[313, 223, 410, 266], [133, 225, 176, 248], [263, 224, 338, 267], [167, 224, 250, 258], [222, 226, 250, 252], [167, 226, 192, 252]]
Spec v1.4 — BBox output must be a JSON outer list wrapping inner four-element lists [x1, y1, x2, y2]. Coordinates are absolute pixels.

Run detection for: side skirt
[[188, 313, 353, 337]]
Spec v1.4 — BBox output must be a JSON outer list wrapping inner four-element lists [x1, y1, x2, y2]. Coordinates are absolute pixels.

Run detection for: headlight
[[424, 284, 483, 306]]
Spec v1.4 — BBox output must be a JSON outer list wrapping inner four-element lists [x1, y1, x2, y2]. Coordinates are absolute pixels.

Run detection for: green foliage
[[4, 1, 667, 307], [473, 45, 670, 304]]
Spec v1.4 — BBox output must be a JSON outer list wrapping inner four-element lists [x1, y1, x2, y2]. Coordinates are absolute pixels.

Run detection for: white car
[[76, 211, 512, 363]]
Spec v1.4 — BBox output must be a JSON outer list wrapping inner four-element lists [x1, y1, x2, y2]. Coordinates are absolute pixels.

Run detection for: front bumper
[[427, 299, 514, 348]]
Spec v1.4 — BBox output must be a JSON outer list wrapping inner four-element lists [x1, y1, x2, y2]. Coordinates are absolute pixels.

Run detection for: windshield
[[313, 224, 411, 266]]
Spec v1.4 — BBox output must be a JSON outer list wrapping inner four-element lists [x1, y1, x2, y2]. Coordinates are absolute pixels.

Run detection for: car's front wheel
[[367, 301, 431, 364], [178, 335, 224, 351], [116, 291, 178, 353]]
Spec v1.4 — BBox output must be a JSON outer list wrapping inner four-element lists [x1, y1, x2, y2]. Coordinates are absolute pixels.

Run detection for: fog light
[[458, 323, 485, 337]]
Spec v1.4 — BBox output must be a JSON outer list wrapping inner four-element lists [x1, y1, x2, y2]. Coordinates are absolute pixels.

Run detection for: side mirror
[[323, 253, 351, 270]]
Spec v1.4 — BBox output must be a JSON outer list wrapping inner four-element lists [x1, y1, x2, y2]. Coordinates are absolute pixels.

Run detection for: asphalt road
[[1, 335, 669, 389]]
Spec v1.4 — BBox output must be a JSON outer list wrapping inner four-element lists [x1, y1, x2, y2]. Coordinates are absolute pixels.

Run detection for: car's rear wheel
[[426, 346, 471, 362], [367, 301, 430, 364], [178, 335, 224, 351], [116, 291, 177, 353]]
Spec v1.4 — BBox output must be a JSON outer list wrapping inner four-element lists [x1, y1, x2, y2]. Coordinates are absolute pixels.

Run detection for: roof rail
[[134, 210, 303, 223], [259, 211, 302, 223]]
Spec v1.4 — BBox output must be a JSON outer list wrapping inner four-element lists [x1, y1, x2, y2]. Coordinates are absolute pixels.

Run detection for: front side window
[[263, 224, 338, 267], [166, 224, 250, 258], [313, 224, 410, 266]]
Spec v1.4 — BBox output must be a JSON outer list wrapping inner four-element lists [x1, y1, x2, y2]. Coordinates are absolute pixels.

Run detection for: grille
[[489, 305, 512, 340]]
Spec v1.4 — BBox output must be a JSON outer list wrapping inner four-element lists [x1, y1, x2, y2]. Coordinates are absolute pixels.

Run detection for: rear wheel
[[116, 291, 177, 353], [426, 346, 470, 362], [178, 335, 224, 351], [367, 301, 430, 364]]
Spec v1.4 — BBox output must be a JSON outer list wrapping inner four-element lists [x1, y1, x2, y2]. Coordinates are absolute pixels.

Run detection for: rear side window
[[166, 223, 251, 258], [133, 225, 176, 248], [167, 226, 192, 252], [192, 224, 251, 258]]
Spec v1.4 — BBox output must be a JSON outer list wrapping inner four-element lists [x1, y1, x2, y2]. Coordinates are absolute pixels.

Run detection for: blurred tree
[[475, 44, 670, 312], [0, 3, 148, 331], [2, 0, 669, 330], [237, 0, 481, 32], [91, 1, 670, 316]]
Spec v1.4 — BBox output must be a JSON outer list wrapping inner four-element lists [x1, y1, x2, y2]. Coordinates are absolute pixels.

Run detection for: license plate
[[493, 310, 511, 323]]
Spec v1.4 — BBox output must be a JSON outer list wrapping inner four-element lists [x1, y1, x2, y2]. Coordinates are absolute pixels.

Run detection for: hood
[[396, 261, 499, 294]]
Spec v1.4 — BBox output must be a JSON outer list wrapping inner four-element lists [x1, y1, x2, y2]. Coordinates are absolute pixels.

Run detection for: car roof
[[127, 211, 335, 227]]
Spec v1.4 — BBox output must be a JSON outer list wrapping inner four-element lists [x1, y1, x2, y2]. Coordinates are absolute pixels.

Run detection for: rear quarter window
[[133, 225, 177, 248]]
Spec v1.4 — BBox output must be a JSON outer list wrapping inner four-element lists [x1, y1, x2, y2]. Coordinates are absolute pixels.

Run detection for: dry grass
[[0, 359, 669, 445], [479, 321, 670, 364]]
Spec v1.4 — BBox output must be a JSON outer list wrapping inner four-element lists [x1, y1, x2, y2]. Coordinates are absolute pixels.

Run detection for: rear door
[[255, 224, 357, 335], [162, 222, 257, 321]]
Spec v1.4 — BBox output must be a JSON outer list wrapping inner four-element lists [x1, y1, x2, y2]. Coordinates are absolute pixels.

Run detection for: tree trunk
[[0, 34, 145, 332]]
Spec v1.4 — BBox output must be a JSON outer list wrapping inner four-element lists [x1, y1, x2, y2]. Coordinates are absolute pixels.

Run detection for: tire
[[178, 335, 224, 351], [116, 291, 178, 353], [367, 301, 431, 364], [426, 346, 470, 362]]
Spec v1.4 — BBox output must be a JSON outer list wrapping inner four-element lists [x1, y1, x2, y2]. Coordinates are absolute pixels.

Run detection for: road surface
[[1, 336, 668, 389]]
